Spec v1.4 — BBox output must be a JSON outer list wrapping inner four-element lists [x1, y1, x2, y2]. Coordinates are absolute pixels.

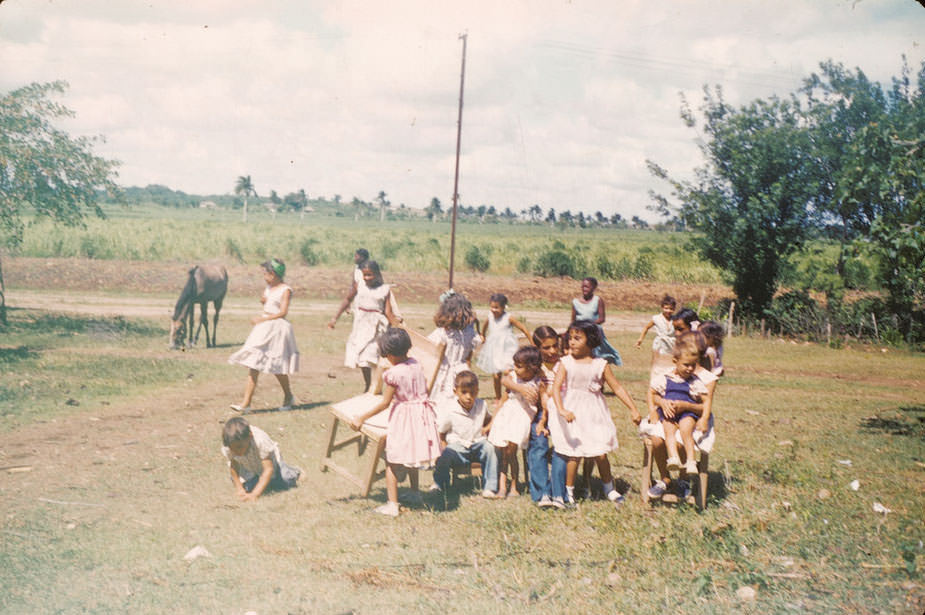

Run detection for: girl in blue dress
[[571, 277, 622, 366]]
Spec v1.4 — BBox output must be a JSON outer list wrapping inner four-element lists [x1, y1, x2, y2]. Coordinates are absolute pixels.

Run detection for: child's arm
[[383, 290, 402, 327], [595, 296, 607, 325], [696, 381, 716, 432], [482, 404, 497, 435], [551, 364, 575, 422], [508, 315, 531, 340], [350, 385, 395, 430], [328, 279, 358, 328], [602, 364, 641, 425], [241, 457, 275, 502], [499, 373, 538, 404], [634, 320, 655, 348], [252, 287, 291, 325], [228, 462, 248, 500], [536, 389, 550, 436], [645, 387, 660, 424]]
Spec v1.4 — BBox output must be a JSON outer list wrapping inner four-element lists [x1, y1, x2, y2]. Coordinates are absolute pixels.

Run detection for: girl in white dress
[[229, 259, 299, 413], [428, 291, 481, 401], [634, 294, 677, 366], [549, 320, 641, 505], [486, 345, 544, 497], [476, 293, 532, 399], [335, 260, 401, 391]]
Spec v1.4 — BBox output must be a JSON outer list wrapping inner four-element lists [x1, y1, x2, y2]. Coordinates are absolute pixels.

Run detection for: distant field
[[17, 204, 725, 284]]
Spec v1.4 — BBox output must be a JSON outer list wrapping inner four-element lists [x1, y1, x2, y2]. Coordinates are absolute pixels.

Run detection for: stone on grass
[[183, 545, 212, 562], [849, 480, 860, 491], [816, 488, 830, 500], [736, 586, 757, 601]]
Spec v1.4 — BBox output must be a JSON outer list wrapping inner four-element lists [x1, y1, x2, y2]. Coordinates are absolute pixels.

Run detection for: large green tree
[[0, 81, 119, 323], [649, 86, 826, 316]]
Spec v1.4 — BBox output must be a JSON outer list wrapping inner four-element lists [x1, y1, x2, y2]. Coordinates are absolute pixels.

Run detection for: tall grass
[[17, 204, 726, 284]]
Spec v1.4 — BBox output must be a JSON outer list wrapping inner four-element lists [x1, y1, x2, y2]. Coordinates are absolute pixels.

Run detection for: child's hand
[[647, 408, 659, 424], [537, 424, 549, 437], [630, 411, 642, 426], [250, 316, 263, 326], [696, 416, 710, 433], [562, 410, 575, 423], [240, 491, 259, 502], [634, 339, 642, 349], [521, 384, 539, 405], [661, 400, 677, 420], [349, 419, 363, 431], [327, 318, 337, 329], [481, 425, 491, 435]]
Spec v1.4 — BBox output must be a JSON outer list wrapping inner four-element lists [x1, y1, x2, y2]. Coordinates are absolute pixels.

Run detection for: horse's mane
[[171, 267, 199, 321]]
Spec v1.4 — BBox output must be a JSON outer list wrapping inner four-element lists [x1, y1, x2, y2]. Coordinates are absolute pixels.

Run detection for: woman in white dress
[[332, 260, 401, 391], [229, 259, 299, 413]]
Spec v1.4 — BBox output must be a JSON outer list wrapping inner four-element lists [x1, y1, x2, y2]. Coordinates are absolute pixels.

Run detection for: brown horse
[[169, 265, 228, 349]]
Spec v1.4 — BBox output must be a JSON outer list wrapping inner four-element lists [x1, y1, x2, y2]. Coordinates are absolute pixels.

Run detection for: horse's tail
[[171, 267, 199, 321]]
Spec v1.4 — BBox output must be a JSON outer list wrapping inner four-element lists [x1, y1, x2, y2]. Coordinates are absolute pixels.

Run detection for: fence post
[[760, 318, 766, 338], [872, 313, 879, 341], [727, 302, 735, 339], [827, 322, 832, 347]]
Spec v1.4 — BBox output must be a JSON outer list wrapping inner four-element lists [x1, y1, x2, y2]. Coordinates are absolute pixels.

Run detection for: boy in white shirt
[[431, 371, 499, 497]]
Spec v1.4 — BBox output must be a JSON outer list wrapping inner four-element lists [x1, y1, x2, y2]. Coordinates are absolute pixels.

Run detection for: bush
[[516, 256, 532, 274], [224, 238, 243, 263], [534, 249, 577, 278], [464, 245, 490, 272], [300, 239, 320, 266], [764, 290, 825, 338]]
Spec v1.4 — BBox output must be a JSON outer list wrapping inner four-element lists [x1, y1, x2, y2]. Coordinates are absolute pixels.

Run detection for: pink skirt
[[385, 399, 442, 468]]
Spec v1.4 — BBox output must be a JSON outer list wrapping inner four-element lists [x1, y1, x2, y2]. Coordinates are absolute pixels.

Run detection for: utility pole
[[448, 33, 467, 290]]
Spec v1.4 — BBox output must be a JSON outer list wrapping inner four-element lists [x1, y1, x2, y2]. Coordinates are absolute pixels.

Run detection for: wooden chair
[[641, 437, 709, 509], [320, 328, 445, 496]]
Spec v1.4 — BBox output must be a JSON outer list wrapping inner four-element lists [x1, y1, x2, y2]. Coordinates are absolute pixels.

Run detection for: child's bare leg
[[508, 445, 519, 495], [361, 366, 372, 391], [385, 463, 399, 504], [409, 468, 419, 492], [663, 421, 681, 460], [274, 374, 292, 402], [492, 373, 502, 399], [581, 457, 595, 493], [241, 369, 259, 406], [594, 454, 614, 484], [679, 417, 697, 469]]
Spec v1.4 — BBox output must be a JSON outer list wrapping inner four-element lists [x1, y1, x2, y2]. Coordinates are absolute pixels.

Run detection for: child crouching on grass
[[222, 416, 301, 501]]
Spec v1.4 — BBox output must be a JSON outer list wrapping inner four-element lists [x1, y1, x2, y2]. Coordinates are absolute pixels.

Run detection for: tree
[[376, 190, 389, 222], [234, 175, 256, 223], [649, 87, 825, 316], [426, 197, 442, 222], [0, 81, 119, 323], [545, 208, 557, 224], [528, 204, 543, 223]]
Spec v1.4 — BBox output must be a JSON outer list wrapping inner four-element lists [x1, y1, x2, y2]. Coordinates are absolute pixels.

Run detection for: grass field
[[0, 300, 922, 614]]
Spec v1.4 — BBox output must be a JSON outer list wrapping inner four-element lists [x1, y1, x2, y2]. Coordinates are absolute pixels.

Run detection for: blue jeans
[[433, 440, 498, 492], [527, 422, 567, 501]]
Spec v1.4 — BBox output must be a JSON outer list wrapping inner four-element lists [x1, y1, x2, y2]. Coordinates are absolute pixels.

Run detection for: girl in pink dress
[[352, 327, 442, 516], [549, 320, 641, 505]]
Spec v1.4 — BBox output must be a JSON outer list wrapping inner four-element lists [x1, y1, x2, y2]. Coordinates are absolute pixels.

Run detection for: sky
[[1, 0, 923, 221]]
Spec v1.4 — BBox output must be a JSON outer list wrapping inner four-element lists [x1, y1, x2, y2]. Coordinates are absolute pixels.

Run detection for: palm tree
[[376, 191, 389, 222], [234, 176, 257, 223]]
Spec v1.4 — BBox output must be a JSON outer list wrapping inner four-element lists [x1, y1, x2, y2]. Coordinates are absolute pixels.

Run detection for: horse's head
[[168, 318, 187, 350]]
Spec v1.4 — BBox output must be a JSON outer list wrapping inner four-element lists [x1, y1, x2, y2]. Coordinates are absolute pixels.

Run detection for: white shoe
[[230, 404, 251, 414], [666, 456, 681, 473], [606, 489, 625, 504], [373, 502, 399, 517], [551, 496, 567, 510], [684, 460, 698, 475], [428, 483, 443, 493], [537, 495, 555, 508]]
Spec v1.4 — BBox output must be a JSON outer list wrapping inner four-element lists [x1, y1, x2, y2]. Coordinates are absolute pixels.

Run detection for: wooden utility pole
[[448, 33, 467, 290]]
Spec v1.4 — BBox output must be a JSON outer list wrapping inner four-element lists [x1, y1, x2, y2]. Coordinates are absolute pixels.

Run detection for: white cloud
[[1, 0, 923, 219]]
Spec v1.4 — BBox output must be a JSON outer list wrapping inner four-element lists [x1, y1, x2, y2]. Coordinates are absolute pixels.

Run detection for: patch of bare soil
[[5, 257, 732, 310]]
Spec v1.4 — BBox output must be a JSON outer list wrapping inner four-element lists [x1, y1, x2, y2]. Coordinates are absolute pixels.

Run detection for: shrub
[[516, 256, 531, 274], [224, 238, 243, 263], [765, 290, 824, 338], [300, 239, 319, 266], [534, 249, 577, 278], [464, 245, 490, 272]]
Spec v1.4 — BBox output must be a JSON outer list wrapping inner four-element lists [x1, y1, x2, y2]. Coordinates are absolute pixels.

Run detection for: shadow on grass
[[861, 405, 925, 438], [0, 345, 38, 364], [233, 401, 330, 416]]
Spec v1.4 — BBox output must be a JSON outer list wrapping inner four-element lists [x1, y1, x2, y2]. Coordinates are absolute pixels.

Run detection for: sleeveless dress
[[638, 364, 718, 454], [572, 296, 622, 366], [548, 355, 618, 457], [487, 371, 541, 450], [427, 323, 481, 401], [344, 282, 391, 369], [382, 358, 442, 467], [229, 284, 300, 374], [650, 313, 675, 355], [475, 312, 520, 374]]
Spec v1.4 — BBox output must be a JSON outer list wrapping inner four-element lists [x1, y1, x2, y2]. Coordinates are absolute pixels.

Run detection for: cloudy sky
[[1, 1, 923, 220]]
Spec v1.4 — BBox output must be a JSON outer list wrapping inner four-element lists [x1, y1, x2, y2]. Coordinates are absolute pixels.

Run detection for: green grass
[[0, 310, 922, 614]]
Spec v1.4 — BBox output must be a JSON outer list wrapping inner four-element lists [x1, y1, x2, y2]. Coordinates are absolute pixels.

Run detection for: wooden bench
[[320, 328, 445, 496]]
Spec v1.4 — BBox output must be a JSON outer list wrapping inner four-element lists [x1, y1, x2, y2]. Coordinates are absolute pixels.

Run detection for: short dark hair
[[378, 326, 412, 357], [512, 345, 542, 370], [672, 307, 700, 327], [434, 292, 475, 330], [222, 417, 251, 446], [660, 294, 677, 309], [567, 320, 601, 349], [454, 370, 479, 389], [361, 260, 384, 288], [699, 320, 725, 347], [583, 276, 598, 289], [489, 293, 508, 308], [355, 248, 369, 261]]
